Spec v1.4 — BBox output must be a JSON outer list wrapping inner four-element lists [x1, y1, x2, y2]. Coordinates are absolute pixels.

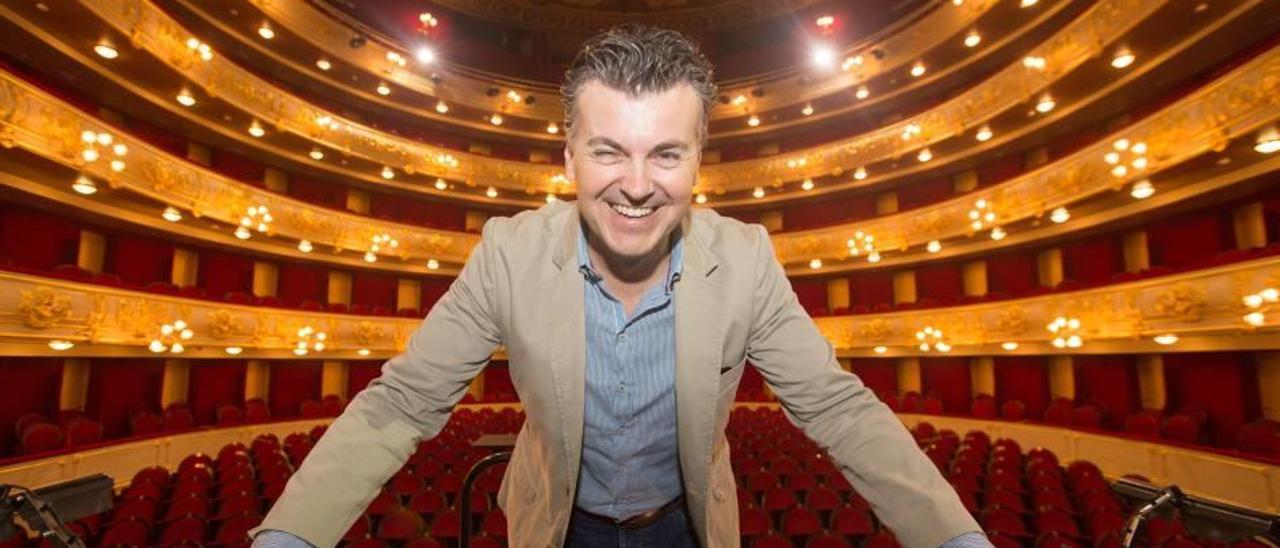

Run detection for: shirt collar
[[577, 225, 684, 295]]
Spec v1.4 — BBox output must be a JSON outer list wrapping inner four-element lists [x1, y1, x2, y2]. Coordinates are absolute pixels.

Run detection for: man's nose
[[618, 157, 656, 203]]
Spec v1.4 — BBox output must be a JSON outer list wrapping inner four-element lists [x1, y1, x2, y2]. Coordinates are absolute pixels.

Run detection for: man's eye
[[592, 150, 620, 159], [654, 152, 683, 165]]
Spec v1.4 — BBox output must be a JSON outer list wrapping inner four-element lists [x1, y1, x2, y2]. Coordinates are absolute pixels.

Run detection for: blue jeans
[[564, 502, 701, 548]]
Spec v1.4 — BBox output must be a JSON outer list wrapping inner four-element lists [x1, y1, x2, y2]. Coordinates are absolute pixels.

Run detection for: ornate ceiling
[[317, 0, 932, 80]]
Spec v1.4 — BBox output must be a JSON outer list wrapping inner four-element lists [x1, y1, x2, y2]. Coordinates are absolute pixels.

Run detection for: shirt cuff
[[251, 529, 315, 548], [940, 531, 996, 548]]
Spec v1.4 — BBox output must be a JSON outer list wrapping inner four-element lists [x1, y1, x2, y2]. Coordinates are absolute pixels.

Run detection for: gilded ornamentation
[[1153, 283, 1208, 322], [993, 307, 1028, 334], [208, 309, 244, 340], [858, 319, 893, 342], [18, 286, 70, 329], [353, 321, 385, 348]]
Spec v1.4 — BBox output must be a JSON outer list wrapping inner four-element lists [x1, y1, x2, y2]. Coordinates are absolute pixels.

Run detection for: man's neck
[[585, 231, 674, 315]]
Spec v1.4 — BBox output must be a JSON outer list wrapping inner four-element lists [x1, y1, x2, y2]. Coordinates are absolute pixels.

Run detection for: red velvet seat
[[20, 422, 63, 454], [981, 507, 1029, 538], [429, 509, 462, 539], [804, 487, 842, 512], [972, 395, 998, 419], [480, 509, 507, 537], [1124, 411, 1161, 437], [1035, 508, 1081, 538], [763, 487, 799, 513], [163, 406, 195, 430], [805, 533, 851, 548], [100, 517, 150, 547], [216, 404, 245, 426], [1160, 414, 1203, 445], [65, 417, 103, 447], [215, 514, 261, 545], [299, 400, 324, 418], [375, 508, 425, 540], [921, 397, 944, 415], [1236, 419, 1280, 457], [342, 513, 372, 542], [780, 507, 821, 536], [999, 399, 1026, 421], [829, 505, 873, 537], [753, 533, 796, 548], [158, 516, 207, 546], [739, 506, 771, 538]]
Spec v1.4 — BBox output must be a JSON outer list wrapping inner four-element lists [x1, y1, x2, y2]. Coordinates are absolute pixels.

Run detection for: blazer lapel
[[673, 216, 724, 520], [549, 207, 587, 498]]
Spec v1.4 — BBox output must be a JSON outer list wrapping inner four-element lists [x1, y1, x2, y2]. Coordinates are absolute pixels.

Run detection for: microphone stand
[[0, 485, 85, 548]]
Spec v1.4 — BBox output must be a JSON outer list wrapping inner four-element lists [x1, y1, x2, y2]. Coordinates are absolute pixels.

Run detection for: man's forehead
[[574, 81, 701, 140]]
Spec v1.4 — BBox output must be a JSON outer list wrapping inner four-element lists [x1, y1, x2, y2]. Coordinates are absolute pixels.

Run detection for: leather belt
[[574, 496, 685, 529]]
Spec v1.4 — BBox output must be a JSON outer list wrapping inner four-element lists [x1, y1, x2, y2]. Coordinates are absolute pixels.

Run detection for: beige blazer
[[251, 201, 980, 548]]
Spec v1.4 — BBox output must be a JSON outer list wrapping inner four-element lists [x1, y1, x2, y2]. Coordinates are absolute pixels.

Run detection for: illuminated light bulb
[[298, 239, 313, 253], [855, 86, 870, 100], [546, 194, 557, 203], [1050, 206, 1070, 224], [1244, 312, 1266, 326], [225, 347, 243, 355], [1111, 165, 1128, 178], [434, 178, 448, 190], [108, 158, 126, 172], [112, 143, 127, 156], [82, 148, 99, 163], [752, 187, 765, 199], [162, 206, 182, 222], [506, 90, 522, 103], [731, 95, 747, 106], [546, 122, 559, 134], [1035, 93, 1055, 113], [854, 167, 868, 180], [435, 101, 449, 114], [1111, 48, 1135, 69], [49, 340, 74, 351], [747, 115, 760, 127], [801, 104, 814, 117], [149, 340, 167, 353], [801, 178, 814, 191], [1001, 342, 1019, 351], [257, 23, 275, 40], [415, 46, 435, 64], [486, 187, 498, 198], [364, 251, 377, 263], [234, 226, 251, 240], [1021, 0, 1038, 6], [1022, 56, 1046, 70], [1153, 334, 1178, 345], [695, 193, 707, 204], [975, 124, 993, 142], [315, 58, 332, 71], [874, 346, 888, 354], [964, 31, 982, 48], [489, 113, 503, 126], [910, 62, 926, 77], [72, 175, 97, 195], [1262, 288, 1279, 302], [809, 259, 822, 269], [1104, 152, 1121, 164], [309, 147, 324, 161], [1131, 157, 1148, 170], [811, 44, 835, 68], [990, 227, 1006, 240], [376, 82, 391, 96], [176, 90, 196, 107], [294, 348, 308, 356], [381, 166, 395, 179], [842, 55, 864, 71], [315, 115, 332, 127], [867, 251, 881, 263], [248, 120, 265, 138], [357, 348, 371, 356], [926, 240, 941, 253], [917, 148, 933, 163], [1255, 125, 1280, 154], [94, 41, 119, 59], [426, 259, 440, 270], [1066, 336, 1082, 348]]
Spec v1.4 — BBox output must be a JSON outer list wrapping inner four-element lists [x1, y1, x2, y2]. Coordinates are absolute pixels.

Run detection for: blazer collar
[[551, 202, 719, 279]]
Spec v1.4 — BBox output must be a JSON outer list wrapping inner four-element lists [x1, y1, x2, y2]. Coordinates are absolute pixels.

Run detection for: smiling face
[[565, 80, 702, 269]]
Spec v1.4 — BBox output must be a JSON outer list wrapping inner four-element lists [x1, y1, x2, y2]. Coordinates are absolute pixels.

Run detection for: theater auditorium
[[0, 0, 1278, 546]]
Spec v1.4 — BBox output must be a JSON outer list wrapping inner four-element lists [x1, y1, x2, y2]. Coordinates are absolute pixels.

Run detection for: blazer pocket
[[718, 357, 747, 393]]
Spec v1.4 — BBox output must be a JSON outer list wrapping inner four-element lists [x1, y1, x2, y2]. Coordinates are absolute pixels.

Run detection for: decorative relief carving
[[1153, 283, 1208, 322], [18, 286, 70, 329], [208, 309, 245, 340]]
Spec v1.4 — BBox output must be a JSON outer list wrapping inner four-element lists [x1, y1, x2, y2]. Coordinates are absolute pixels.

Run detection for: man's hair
[[561, 24, 717, 143]]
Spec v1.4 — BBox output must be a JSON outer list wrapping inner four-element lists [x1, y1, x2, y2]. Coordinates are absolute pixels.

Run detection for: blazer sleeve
[[249, 221, 504, 547], [743, 225, 981, 548]]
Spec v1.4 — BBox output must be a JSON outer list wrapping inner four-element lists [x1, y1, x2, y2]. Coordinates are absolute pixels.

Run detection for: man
[[251, 25, 991, 548]]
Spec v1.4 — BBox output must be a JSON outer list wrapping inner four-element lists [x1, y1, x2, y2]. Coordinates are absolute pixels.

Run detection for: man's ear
[[563, 142, 575, 182]]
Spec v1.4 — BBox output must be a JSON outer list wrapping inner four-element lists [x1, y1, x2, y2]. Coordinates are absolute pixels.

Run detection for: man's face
[[565, 80, 701, 265]]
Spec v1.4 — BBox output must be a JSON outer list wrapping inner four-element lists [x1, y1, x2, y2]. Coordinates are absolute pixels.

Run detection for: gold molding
[[2, 256, 1276, 360], [814, 255, 1280, 357], [70, 0, 1175, 196]]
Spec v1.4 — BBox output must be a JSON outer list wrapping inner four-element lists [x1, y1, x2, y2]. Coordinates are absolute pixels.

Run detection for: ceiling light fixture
[[93, 41, 118, 59]]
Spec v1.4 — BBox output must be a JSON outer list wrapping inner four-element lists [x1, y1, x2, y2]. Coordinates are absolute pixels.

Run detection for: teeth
[[610, 203, 655, 219]]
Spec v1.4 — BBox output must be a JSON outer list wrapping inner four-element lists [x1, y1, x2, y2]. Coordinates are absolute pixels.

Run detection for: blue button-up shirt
[[574, 229, 685, 519]]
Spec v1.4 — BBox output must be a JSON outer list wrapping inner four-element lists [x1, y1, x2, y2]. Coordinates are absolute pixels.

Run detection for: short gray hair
[[561, 24, 717, 143]]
